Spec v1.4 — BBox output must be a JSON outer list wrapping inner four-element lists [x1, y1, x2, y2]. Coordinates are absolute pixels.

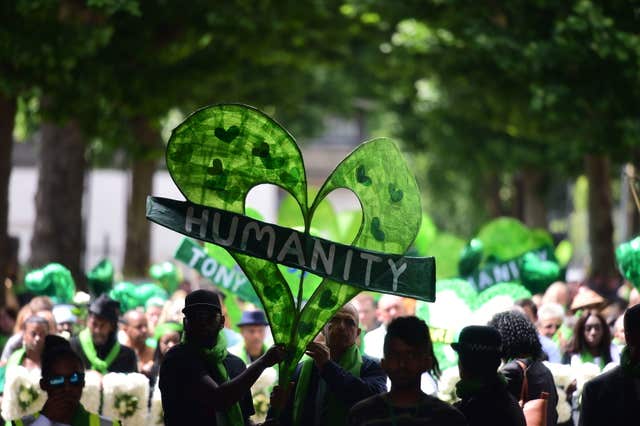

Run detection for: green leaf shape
[[285, 138, 422, 380], [425, 233, 466, 279], [476, 217, 553, 261], [166, 104, 307, 344]]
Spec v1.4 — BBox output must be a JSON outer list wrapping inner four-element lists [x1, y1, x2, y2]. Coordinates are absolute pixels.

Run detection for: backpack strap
[[514, 359, 529, 404]]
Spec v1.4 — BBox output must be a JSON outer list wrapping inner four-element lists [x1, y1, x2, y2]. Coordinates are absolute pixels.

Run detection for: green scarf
[[187, 331, 244, 426], [292, 344, 362, 426], [620, 346, 640, 378], [78, 328, 121, 374], [579, 350, 606, 370]]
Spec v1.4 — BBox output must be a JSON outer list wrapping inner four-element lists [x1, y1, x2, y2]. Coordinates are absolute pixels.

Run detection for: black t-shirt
[[159, 343, 255, 426], [69, 335, 138, 374]]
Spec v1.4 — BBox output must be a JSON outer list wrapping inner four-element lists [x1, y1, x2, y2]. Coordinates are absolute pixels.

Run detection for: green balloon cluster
[[616, 236, 640, 290], [149, 262, 180, 294], [86, 259, 114, 297], [109, 282, 169, 313], [24, 263, 76, 304], [458, 239, 483, 276], [519, 252, 561, 294]]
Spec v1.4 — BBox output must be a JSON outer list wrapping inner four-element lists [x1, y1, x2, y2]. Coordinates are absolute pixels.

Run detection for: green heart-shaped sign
[[155, 104, 430, 386]]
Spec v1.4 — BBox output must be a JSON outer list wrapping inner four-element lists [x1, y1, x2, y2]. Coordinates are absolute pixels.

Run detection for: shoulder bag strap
[[515, 359, 529, 404]]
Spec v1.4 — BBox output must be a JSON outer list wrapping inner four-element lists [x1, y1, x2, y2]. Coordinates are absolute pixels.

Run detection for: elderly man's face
[[324, 306, 360, 352], [87, 314, 114, 346], [240, 325, 267, 356], [538, 317, 562, 338], [377, 296, 406, 326], [24, 322, 48, 353], [125, 312, 149, 346]]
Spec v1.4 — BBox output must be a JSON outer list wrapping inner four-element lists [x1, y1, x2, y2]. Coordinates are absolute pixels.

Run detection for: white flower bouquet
[[249, 367, 276, 423], [1, 366, 45, 420], [102, 373, 149, 426], [436, 367, 460, 404], [80, 370, 102, 414], [149, 382, 164, 426], [542, 361, 574, 389], [555, 387, 573, 423]]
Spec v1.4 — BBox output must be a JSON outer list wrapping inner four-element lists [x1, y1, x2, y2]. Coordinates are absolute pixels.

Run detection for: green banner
[[148, 196, 435, 302], [464, 246, 555, 291], [174, 238, 261, 306]]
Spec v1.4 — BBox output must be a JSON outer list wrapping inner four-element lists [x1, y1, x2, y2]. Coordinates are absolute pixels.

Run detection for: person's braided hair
[[488, 310, 542, 361]]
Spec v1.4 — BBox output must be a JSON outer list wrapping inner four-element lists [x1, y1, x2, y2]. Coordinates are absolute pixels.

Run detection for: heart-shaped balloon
[[165, 104, 423, 383], [616, 236, 640, 290]]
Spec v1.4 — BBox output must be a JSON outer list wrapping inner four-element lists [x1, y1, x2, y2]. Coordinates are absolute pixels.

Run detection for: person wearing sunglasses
[[12, 335, 119, 425]]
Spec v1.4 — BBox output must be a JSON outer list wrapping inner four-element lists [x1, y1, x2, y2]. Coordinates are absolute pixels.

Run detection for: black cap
[[451, 325, 502, 354], [182, 289, 222, 315], [89, 294, 121, 323]]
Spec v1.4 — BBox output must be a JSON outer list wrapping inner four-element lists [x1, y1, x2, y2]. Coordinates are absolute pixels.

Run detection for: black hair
[[566, 311, 612, 364], [384, 316, 441, 378], [515, 298, 538, 320], [488, 310, 543, 360], [41, 335, 84, 379], [625, 304, 640, 336]]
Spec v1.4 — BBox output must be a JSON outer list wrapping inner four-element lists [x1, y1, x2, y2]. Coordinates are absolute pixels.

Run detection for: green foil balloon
[[519, 253, 561, 294], [616, 236, 640, 290], [109, 282, 169, 313], [86, 259, 114, 297], [458, 239, 484, 277], [25, 263, 76, 304], [476, 217, 553, 261], [149, 262, 180, 294]]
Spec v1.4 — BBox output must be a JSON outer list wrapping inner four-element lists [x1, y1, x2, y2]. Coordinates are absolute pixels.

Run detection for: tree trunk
[[585, 154, 619, 295], [29, 119, 87, 288], [0, 94, 17, 308], [521, 168, 547, 228], [484, 172, 503, 218], [122, 118, 161, 277]]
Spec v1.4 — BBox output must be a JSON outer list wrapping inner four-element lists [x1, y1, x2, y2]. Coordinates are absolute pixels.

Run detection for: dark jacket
[[454, 376, 526, 426], [274, 354, 387, 426], [579, 365, 639, 426], [502, 358, 558, 426], [70, 334, 138, 374]]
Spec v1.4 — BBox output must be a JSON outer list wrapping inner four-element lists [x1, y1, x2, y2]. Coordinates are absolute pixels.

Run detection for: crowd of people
[[0, 276, 639, 425]]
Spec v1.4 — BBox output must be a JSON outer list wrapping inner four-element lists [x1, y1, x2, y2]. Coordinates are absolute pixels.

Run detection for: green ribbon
[[292, 344, 362, 426], [620, 346, 640, 378], [78, 329, 121, 374], [578, 350, 606, 370], [184, 332, 244, 426]]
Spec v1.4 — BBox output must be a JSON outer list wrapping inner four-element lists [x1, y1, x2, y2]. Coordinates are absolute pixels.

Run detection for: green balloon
[[25, 263, 76, 304], [616, 236, 640, 290], [458, 239, 484, 276], [476, 217, 553, 261], [519, 253, 561, 294], [149, 262, 180, 293], [86, 259, 114, 297], [109, 282, 169, 313]]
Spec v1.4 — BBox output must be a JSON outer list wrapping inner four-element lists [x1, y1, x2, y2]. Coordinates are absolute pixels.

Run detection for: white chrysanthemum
[[428, 292, 472, 331], [251, 366, 277, 396], [543, 361, 574, 389], [1, 366, 45, 420], [73, 291, 91, 305], [149, 382, 164, 425], [471, 295, 516, 326], [102, 372, 149, 426], [436, 367, 460, 404], [555, 387, 572, 423], [80, 370, 102, 414], [574, 362, 600, 393]]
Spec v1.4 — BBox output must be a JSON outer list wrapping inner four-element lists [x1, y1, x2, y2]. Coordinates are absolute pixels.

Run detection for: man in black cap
[[160, 289, 286, 426], [70, 294, 137, 374], [452, 325, 525, 426]]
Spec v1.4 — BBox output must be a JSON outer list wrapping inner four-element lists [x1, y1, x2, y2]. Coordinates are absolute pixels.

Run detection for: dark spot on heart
[[252, 141, 270, 158], [356, 165, 372, 186], [263, 284, 284, 301], [280, 169, 300, 187], [214, 125, 240, 143], [389, 184, 404, 202], [169, 145, 193, 162], [298, 321, 314, 336], [262, 156, 285, 169], [371, 217, 385, 241], [318, 289, 337, 308], [207, 159, 224, 175]]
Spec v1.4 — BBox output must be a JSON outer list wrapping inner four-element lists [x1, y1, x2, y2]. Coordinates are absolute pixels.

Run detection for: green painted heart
[[165, 104, 422, 386]]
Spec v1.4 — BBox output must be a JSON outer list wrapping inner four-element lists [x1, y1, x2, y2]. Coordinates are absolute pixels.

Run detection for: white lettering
[[310, 239, 335, 274], [215, 266, 235, 289], [478, 271, 493, 290], [241, 221, 276, 257], [388, 259, 408, 291], [201, 258, 218, 277], [188, 246, 207, 268], [232, 274, 248, 292], [492, 264, 511, 283], [508, 261, 520, 279], [360, 253, 382, 287], [343, 250, 353, 281], [277, 232, 306, 266], [212, 212, 238, 246], [185, 207, 209, 238]]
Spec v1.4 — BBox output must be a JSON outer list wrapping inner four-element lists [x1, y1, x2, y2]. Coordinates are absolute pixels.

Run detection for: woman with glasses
[[12, 335, 119, 425]]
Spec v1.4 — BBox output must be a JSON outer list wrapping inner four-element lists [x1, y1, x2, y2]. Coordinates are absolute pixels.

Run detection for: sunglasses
[[46, 372, 84, 387]]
